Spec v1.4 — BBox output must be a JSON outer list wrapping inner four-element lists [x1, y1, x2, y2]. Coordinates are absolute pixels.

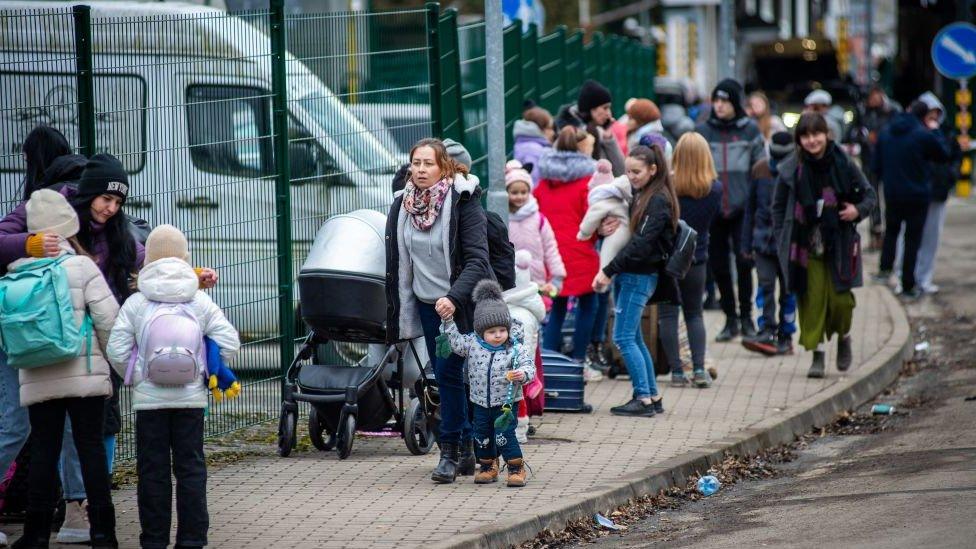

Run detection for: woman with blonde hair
[[748, 91, 786, 142], [659, 132, 723, 388]]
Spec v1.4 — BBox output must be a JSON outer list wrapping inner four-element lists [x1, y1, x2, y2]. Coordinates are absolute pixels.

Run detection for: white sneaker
[[56, 500, 90, 543], [1, 529, 8, 546], [921, 284, 940, 295], [583, 364, 604, 382]]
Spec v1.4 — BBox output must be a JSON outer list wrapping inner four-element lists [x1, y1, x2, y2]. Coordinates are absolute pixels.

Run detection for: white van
[[0, 1, 400, 339]]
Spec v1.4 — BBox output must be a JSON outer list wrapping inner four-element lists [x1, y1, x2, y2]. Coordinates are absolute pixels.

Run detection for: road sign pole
[[958, 78, 973, 198]]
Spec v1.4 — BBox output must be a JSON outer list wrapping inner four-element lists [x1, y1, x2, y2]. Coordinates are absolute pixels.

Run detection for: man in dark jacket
[[696, 78, 765, 341], [873, 101, 952, 298], [854, 86, 900, 249], [895, 92, 962, 294]]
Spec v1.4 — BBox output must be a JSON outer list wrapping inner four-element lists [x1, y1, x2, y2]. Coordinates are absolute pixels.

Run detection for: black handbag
[[664, 219, 697, 280]]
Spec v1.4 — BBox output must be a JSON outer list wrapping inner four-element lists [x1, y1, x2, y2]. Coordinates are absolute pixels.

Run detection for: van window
[[186, 85, 271, 177], [287, 115, 352, 186]]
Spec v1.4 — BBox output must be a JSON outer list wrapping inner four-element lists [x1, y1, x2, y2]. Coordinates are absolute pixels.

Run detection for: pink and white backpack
[[124, 303, 207, 386]]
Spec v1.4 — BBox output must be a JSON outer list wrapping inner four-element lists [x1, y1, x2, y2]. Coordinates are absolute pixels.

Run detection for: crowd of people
[[386, 76, 959, 488], [0, 72, 959, 545], [1, 129, 239, 548]]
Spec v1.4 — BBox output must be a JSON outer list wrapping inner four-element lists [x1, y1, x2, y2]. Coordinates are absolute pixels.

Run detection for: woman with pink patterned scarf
[[384, 138, 491, 485]]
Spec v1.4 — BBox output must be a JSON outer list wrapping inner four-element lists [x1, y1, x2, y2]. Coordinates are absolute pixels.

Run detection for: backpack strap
[[124, 302, 158, 386], [538, 212, 545, 231], [81, 314, 93, 374]]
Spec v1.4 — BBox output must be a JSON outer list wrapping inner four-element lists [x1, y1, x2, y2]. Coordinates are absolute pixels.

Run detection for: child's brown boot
[[506, 458, 527, 487], [474, 458, 499, 484]]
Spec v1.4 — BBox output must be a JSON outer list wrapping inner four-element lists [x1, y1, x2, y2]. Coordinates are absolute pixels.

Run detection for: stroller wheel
[[336, 414, 356, 460], [403, 397, 436, 456], [277, 403, 297, 458], [308, 407, 335, 451]]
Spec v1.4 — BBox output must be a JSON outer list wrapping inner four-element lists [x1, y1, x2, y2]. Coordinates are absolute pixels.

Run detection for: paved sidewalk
[[33, 285, 898, 548]]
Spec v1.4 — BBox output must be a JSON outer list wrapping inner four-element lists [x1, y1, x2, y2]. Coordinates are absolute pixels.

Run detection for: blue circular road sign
[[932, 22, 976, 80]]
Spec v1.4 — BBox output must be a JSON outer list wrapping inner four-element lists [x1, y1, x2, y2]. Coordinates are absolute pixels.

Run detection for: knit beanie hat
[[73, 153, 129, 206], [504, 159, 532, 189], [577, 79, 613, 114], [472, 279, 511, 336], [144, 224, 190, 266], [442, 138, 472, 169], [589, 159, 614, 189], [626, 99, 661, 127], [711, 78, 746, 119], [26, 189, 79, 238], [768, 131, 794, 161]]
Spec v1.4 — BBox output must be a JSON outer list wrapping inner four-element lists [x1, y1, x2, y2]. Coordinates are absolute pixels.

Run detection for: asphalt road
[[573, 198, 976, 549]]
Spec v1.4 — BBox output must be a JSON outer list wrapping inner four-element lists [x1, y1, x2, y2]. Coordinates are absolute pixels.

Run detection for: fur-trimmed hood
[[393, 172, 480, 200], [537, 150, 596, 183]]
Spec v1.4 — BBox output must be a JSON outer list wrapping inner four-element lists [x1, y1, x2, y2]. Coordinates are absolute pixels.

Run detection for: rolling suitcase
[[540, 350, 592, 413]]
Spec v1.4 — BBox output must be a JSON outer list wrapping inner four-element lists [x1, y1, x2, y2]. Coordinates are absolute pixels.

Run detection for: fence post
[[269, 0, 295, 380], [72, 5, 96, 157], [425, 2, 443, 136]]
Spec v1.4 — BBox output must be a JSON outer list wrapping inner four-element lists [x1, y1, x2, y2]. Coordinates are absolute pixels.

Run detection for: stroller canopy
[[301, 209, 388, 279]]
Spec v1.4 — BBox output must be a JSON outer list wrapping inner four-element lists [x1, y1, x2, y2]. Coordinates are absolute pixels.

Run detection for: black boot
[[715, 317, 740, 342], [431, 442, 460, 484], [807, 351, 826, 379], [837, 335, 853, 371], [457, 439, 476, 476], [87, 504, 118, 549], [739, 316, 757, 339], [12, 510, 53, 549], [776, 333, 794, 355]]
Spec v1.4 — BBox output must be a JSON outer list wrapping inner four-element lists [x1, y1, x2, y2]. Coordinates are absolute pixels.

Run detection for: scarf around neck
[[402, 176, 453, 231], [509, 196, 539, 222], [790, 142, 855, 293]]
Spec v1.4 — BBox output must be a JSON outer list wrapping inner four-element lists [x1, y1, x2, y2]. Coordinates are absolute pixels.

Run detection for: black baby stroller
[[277, 210, 438, 459]]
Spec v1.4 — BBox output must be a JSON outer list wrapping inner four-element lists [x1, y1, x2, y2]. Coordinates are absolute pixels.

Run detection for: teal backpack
[[0, 256, 92, 370]]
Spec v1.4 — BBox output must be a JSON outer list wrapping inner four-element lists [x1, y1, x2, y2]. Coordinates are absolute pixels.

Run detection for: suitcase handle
[[544, 391, 559, 398]]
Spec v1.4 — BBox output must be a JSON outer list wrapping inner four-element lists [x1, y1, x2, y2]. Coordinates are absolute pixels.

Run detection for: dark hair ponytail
[[74, 203, 137, 301], [627, 145, 679, 230]]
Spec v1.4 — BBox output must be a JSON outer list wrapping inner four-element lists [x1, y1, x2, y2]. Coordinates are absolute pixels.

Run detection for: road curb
[[431, 288, 912, 549]]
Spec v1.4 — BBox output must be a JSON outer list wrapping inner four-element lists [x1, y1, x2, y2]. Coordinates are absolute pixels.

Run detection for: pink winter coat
[[508, 196, 566, 288]]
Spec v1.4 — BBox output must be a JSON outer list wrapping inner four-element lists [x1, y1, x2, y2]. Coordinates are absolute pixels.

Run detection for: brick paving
[[35, 285, 895, 548]]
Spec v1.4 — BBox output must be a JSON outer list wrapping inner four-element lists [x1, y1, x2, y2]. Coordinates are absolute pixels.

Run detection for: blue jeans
[[542, 293, 598, 360], [60, 419, 87, 501], [417, 302, 471, 446], [0, 351, 30, 476], [472, 404, 522, 462], [612, 273, 660, 399], [590, 291, 610, 345], [58, 422, 116, 501]]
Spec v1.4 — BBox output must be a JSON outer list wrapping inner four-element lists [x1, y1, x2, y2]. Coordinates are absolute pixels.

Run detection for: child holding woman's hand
[[440, 280, 535, 487]]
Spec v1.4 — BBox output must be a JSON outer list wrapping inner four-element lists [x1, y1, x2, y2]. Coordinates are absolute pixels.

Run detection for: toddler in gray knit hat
[[441, 279, 535, 487]]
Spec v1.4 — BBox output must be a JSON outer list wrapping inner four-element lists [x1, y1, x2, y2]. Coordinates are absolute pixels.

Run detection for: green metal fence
[[0, 2, 654, 462]]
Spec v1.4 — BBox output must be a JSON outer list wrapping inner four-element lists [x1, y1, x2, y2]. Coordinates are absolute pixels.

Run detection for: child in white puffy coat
[[106, 224, 239, 549], [577, 158, 633, 277], [503, 250, 546, 443]]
